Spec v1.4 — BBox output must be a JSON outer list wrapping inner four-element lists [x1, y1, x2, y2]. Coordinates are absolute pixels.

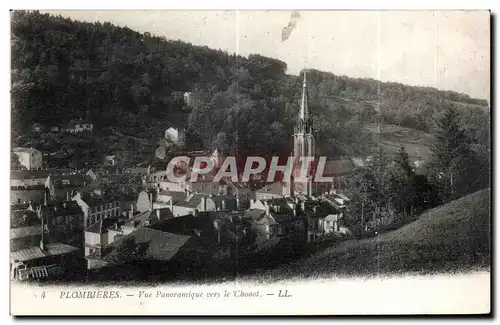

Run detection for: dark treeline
[[11, 10, 490, 159]]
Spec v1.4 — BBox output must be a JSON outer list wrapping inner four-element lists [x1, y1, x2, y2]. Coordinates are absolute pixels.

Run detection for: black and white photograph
[[8, 8, 491, 315]]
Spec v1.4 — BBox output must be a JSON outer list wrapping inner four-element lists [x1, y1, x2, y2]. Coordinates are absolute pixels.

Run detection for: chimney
[[301, 201, 306, 212], [222, 199, 226, 211], [66, 191, 70, 202], [292, 202, 297, 216], [39, 216, 45, 251], [169, 198, 174, 212], [264, 201, 270, 215], [130, 204, 134, 217], [201, 197, 207, 211], [156, 209, 161, 220]]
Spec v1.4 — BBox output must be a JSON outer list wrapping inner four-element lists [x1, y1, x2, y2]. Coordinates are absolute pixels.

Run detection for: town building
[[183, 91, 192, 106], [32, 123, 44, 133], [41, 201, 85, 248], [45, 174, 87, 201], [149, 190, 216, 217], [85, 226, 204, 271], [104, 155, 118, 167], [10, 208, 80, 281], [249, 197, 307, 242], [65, 120, 94, 134], [123, 167, 149, 176], [11, 170, 49, 188], [10, 170, 50, 205], [247, 192, 351, 244], [164, 127, 186, 147], [107, 207, 173, 244], [83, 216, 122, 265], [12, 147, 43, 170]]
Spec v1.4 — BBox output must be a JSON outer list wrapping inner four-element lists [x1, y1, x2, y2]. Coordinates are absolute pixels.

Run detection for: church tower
[[292, 69, 314, 196]]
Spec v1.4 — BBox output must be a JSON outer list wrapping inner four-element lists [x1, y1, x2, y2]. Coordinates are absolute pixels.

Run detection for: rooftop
[[122, 208, 173, 229], [255, 181, 285, 195], [11, 225, 49, 240], [49, 174, 86, 188], [13, 147, 40, 154], [85, 217, 121, 234], [11, 170, 49, 180], [10, 243, 79, 262], [101, 227, 194, 264]]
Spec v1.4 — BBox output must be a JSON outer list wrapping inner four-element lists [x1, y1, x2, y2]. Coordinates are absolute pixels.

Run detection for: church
[[256, 70, 357, 200]]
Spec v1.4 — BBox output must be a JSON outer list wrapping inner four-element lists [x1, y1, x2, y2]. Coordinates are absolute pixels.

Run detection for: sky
[[42, 10, 490, 100]]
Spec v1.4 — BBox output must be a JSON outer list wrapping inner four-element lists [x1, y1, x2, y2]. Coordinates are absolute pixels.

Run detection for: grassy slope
[[256, 188, 491, 281]]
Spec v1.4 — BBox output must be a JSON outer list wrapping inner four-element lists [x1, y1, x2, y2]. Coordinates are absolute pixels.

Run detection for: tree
[[345, 152, 391, 235], [387, 147, 415, 215], [211, 132, 229, 155]]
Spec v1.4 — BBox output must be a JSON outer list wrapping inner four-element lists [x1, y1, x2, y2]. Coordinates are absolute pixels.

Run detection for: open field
[[365, 123, 434, 161]]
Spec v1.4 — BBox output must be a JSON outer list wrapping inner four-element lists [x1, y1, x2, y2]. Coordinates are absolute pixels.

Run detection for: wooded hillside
[[11, 10, 490, 159]]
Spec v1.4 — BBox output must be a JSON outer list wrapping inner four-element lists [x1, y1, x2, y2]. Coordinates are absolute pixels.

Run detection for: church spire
[[299, 69, 309, 121]]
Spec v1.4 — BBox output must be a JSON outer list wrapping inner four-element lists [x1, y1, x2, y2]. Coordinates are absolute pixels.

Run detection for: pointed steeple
[[299, 69, 309, 121]]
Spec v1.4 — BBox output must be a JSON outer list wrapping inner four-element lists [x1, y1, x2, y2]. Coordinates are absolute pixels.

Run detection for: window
[[277, 224, 287, 236]]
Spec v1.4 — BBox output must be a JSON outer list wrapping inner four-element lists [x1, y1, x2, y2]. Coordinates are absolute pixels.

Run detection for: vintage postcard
[[9, 9, 491, 315]]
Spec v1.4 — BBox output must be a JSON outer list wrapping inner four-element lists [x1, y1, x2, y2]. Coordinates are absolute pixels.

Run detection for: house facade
[[164, 127, 186, 147], [73, 192, 121, 228], [65, 120, 94, 134], [45, 174, 87, 201], [84, 217, 121, 260], [42, 201, 86, 248], [13, 148, 43, 170]]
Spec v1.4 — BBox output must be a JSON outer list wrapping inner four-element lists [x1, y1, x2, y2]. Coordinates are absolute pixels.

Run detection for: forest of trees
[[11, 10, 490, 162]]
